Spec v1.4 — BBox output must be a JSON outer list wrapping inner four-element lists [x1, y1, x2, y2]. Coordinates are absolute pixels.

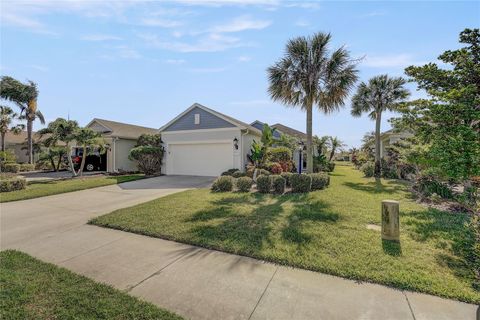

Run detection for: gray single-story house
[[159, 103, 261, 176], [86, 118, 159, 172]]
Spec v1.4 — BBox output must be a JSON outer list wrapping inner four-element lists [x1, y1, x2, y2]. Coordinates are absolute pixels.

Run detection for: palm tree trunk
[[329, 147, 335, 161], [306, 104, 313, 174], [66, 144, 78, 177], [374, 111, 382, 178], [27, 119, 33, 164], [78, 145, 87, 176], [1, 132, 5, 152]]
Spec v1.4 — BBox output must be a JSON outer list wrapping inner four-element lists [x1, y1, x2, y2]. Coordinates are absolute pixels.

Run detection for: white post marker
[[381, 200, 400, 241]]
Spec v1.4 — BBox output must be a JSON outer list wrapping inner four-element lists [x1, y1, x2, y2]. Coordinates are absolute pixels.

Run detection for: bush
[[19, 163, 35, 172], [236, 176, 253, 192], [414, 173, 453, 199], [280, 172, 293, 187], [211, 176, 234, 192], [0, 176, 26, 192], [256, 175, 271, 193], [267, 147, 292, 163], [279, 160, 294, 173], [257, 169, 271, 176], [290, 174, 312, 193], [221, 169, 239, 176], [3, 163, 20, 173], [271, 175, 286, 194], [360, 162, 375, 178], [232, 171, 246, 178], [0, 150, 16, 163], [310, 173, 330, 190], [269, 162, 283, 174], [327, 162, 335, 172], [129, 146, 163, 176]]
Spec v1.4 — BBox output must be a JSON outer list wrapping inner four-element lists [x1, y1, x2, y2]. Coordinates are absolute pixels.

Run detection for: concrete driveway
[[1, 175, 477, 320]]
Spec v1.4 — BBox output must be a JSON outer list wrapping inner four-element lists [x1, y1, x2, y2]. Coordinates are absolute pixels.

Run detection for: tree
[[0, 106, 24, 152], [260, 123, 276, 148], [314, 135, 330, 156], [39, 147, 67, 172], [129, 133, 163, 176], [268, 32, 358, 173], [0, 76, 45, 164], [74, 128, 104, 176], [395, 28, 480, 186], [328, 136, 346, 161], [351, 75, 410, 178]]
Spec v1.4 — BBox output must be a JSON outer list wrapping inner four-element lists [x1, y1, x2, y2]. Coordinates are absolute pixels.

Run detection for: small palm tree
[[314, 135, 331, 156], [328, 136, 346, 161], [73, 128, 104, 176], [268, 32, 358, 173], [0, 106, 25, 152], [0, 76, 45, 164], [351, 75, 410, 178]]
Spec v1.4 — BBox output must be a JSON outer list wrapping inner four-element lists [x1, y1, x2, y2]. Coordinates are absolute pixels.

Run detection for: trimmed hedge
[[290, 174, 312, 193], [0, 176, 26, 192], [19, 163, 35, 172], [310, 173, 330, 190], [256, 175, 271, 193], [271, 175, 286, 194], [211, 176, 234, 192], [221, 169, 239, 176], [268, 147, 292, 163], [257, 169, 271, 176], [3, 163, 20, 173], [236, 177, 253, 192], [360, 162, 375, 178], [280, 172, 293, 187], [232, 171, 247, 178]]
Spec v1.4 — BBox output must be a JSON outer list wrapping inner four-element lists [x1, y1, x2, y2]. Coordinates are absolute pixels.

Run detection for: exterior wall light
[[233, 137, 239, 150]]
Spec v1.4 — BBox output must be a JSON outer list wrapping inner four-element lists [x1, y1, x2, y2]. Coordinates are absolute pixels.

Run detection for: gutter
[[241, 129, 250, 171]]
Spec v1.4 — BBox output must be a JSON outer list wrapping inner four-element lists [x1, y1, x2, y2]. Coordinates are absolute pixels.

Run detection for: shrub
[[269, 162, 283, 174], [268, 147, 292, 163], [256, 175, 271, 193], [3, 163, 20, 173], [257, 169, 271, 176], [0, 176, 26, 192], [280, 172, 293, 187], [290, 174, 312, 193], [279, 160, 294, 173], [19, 163, 35, 172], [271, 175, 286, 194], [0, 150, 16, 163], [414, 173, 453, 199], [221, 169, 239, 176], [236, 176, 253, 192], [360, 162, 375, 178], [211, 176, 234, 192], [310, 173, 330, 190], [327, 162, 335, 172], [232, 171, 247, 178], [129, 146, 163, 176]]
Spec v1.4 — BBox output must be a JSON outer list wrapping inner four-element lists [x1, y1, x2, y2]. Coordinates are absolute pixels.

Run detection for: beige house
[[2, 130, 42, 163], [86, 118, 159, 172]]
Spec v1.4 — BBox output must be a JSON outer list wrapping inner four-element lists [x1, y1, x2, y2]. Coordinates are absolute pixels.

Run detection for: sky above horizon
[[1, 0, 478, 147]]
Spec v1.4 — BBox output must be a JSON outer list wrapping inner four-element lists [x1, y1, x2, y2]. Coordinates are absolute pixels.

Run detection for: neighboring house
[[379, 129, 414, 158], [3, 130, 41, 163], [251, 120, 309, 172], [159, 103, 261, 176], [86, 118, 159, 172]]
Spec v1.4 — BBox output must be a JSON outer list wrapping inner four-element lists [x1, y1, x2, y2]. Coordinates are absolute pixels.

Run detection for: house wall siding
[[114, 139, 137, 172], [163, 106, 235, 131]]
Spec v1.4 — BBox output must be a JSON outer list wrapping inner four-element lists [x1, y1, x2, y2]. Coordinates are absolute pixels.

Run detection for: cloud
[[29, 65, 49, 72], [101, 45, 142, 60], [360, 10, 387, 18], [363, 54, 422, 68], [238, 55, 252, 62], [139, 32, 245, 52], [295, 18, 310, 27], [210, 15, 271, 33], [140, 18, 183, 28], [1, 11, 57, 35], [81, 34, 123, 41], [165, 59, 186, 65]]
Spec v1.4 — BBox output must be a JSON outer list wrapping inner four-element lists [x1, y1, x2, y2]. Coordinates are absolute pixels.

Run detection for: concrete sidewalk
[[1, 177, 477, 320]]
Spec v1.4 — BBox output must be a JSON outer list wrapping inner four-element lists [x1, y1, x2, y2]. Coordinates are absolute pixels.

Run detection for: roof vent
[[194, 113, 200, 125]]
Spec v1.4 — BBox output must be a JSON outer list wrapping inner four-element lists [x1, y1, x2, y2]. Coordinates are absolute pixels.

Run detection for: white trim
[[161, 127, 240, 135]]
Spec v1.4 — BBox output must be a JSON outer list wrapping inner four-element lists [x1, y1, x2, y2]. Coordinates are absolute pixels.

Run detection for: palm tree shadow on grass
[[343, 179, 410, 196]]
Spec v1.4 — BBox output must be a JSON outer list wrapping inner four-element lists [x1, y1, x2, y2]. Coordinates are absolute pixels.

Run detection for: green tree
[[328, 136, 346, 161], [268, 32, 358, 173], [314, 135, 330, 156], [129, 133, 163, 175], [74, 128, 104, 176], [396, 28, 480, 185], [351, 75, 410, 178], [0, 76, 45, 164], [0, 106, 24, 152]]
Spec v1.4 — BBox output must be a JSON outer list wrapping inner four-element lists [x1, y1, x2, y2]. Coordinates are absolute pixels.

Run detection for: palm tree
[[351, 75, 410, 178], [0, 106, 24, 152], [0, 76, 45, 164], [328, 136, 346, 161], [268, 32, 358, 173], [314, 135, 330, 156], [73, 128, 104, 176]]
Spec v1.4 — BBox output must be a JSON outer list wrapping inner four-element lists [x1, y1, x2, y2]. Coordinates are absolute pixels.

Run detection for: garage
[[167, 142, 233, 176]]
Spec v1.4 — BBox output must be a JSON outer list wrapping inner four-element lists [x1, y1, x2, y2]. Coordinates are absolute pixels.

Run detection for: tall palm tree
[[0, 76, 45, 164], [328, 136, 346, 161], [0, 106, 24, 152], [268, 32, 358, 173], [351, 75, 410, 178]]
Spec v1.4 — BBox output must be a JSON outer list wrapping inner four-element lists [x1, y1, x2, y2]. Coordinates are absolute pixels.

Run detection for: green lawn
[[90, 163, 479, 304], [0, 174, 144, 203], [0, 250, 182, 320]]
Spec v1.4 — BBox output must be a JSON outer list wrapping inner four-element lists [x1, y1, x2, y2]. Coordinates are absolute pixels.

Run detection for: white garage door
[[168, 143, 233, 176]]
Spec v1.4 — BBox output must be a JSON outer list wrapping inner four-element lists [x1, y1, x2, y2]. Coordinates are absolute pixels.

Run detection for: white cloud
[[210, 15, 271, 33], [139, 32, 245, 52], [1, 11, 57, 35], [101, 45, 142, 60], [361, 10, 387, 18], [165, 59, 186, 65], [29, 65, 49, 72], [295, 18, 310, 27], [238, 55, 252, 62], [363, 54, 422, 68], [140, 18, 183, 28], [81, 34, 123, 41]]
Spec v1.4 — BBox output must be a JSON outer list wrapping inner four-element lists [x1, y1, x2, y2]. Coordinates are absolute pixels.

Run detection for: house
[[379, 129, 414, 158], [159, 103, 261, 176], [251, 120, 308, 172], [2, 130, 42, 163], [86, 118, 159, 172]]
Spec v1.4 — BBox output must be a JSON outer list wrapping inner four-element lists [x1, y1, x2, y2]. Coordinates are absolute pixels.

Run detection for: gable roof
[[159, 103, 262, 135], [251, 120, 307, 140], [87, 118, 159, 140], [3, 130, 47, 145]]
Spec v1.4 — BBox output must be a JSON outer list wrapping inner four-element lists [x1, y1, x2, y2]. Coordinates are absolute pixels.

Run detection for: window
[[194, 113, 200, 125]]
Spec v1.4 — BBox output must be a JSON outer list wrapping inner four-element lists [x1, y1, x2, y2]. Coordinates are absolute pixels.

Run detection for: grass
[[0, 174, 144, 203], [90, 163, 479, 304], [0, 250, 182, 320]]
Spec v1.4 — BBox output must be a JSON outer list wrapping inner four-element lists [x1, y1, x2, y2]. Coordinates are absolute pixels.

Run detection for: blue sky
[[1, 0, 478, 147]]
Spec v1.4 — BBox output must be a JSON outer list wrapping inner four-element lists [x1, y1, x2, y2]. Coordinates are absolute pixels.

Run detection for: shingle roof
[[4, 130, 46, 145], [89, 118, 159, 140], [271, 123, 307, 140]]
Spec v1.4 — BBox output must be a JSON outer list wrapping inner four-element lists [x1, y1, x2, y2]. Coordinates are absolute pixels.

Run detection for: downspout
[[241, 128, 249, 171], [112, 137, 119, 172]]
